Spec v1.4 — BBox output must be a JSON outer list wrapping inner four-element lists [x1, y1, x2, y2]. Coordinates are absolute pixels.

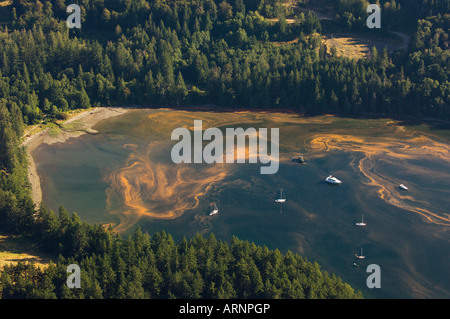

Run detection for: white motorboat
[[356, 214, 367, 227], [325, 175, 342, 184], [399, 184, 408, 190], [209, 203, 218, 216], [274, 188, 286, 203]]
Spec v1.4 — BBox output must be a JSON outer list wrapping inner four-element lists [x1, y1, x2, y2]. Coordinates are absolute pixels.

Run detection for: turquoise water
[[33, 109, 450, 298]]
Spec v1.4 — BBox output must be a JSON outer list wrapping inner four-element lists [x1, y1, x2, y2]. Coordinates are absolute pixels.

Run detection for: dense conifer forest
[[0, 0, 448, 298]]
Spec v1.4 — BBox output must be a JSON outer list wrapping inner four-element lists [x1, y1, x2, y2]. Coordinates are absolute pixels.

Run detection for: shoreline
[[23, 107, 130, 207], [128, 104, 450, 126]]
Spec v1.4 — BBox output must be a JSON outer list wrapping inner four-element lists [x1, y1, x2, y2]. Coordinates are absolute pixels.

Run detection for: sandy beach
[[23, 107, 130, 207]]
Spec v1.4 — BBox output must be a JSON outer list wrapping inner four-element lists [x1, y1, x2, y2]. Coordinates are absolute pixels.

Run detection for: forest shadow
[[0, 234, 52, 267], [328, 112, 450, 132], [112, 105, 450, 133]]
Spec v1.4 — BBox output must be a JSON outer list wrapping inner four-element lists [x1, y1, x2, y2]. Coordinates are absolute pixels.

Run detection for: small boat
[[209, 203, 218, 216], [355, 248, 365, 259], [356, 214, 367, 227], [399, 184, 408, 190], [274, 188, 286, 203], [291, 154, 305, 164], [352, 262, 359, 267], [325, 175, 342, 184]]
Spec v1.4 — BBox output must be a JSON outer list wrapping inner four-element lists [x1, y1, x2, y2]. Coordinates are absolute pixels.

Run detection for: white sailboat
[[274, 188, 286, 203], [399, 184, 408, 190], [209, 203, 218, 216], [355, 248, 365, 259], [356, 214, 367, 227]]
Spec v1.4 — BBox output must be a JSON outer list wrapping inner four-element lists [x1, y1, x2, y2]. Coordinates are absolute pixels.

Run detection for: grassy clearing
[[62, 120, 85, 131], [0, 234, 52, 269], [47, 124, 62, 138], [23, 107, 95, 139], [322, 31, 409, 60], [0, 0, 12, 7], [322, 35, 371, 59]]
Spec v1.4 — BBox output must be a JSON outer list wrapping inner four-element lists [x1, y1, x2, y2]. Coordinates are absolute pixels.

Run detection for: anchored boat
[[356, 214, 367, 227], [355, 248, 365, 259], [274, 188, 286, 203], [291, 154, 305, 164], [325, 175, 342, 184], [209, 203, 218, 216]]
